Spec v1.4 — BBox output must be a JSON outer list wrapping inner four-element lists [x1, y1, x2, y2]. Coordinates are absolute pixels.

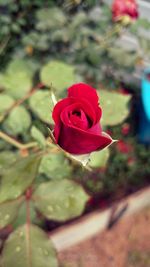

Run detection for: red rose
[[112, 0, 139, 22], [52, 83, 112, 155], [117, 140, 133, 154]]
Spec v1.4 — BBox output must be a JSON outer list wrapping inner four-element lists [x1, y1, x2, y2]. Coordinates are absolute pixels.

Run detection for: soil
[[58, 207, 150, 267]]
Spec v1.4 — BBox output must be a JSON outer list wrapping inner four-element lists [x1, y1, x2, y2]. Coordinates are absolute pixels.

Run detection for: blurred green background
[[0, 0, 150, 206]]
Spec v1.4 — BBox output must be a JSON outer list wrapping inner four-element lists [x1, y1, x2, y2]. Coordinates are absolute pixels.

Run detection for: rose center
[[69, 109, 90, 130], [72, 110, 81, 117]]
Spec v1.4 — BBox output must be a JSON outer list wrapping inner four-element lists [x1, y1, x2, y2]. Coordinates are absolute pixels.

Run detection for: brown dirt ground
[[58, 207, 150, 267]]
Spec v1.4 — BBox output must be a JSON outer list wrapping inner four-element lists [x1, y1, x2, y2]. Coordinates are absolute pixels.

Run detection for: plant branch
[[26, 201, 30, 225], [0, 35, 11, 56], [25, 189, 32, 267], [0, 130, 37, 150], [94, 24, 124, 50], [0, 83, 44, 123]]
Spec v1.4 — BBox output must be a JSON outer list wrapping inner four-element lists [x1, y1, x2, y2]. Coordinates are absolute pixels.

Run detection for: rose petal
[[52, 98, 72, 141], [68, 83, 99, 108], [52, 98, 94, 142], [52, 83, 111, 155], [112, 0, 138, 21], [87, 122, 102, 135], [70, 110, 89, 130], [60, 102, 95, 128], [52, 98, 72, 124], [58, 124, 112, 154]]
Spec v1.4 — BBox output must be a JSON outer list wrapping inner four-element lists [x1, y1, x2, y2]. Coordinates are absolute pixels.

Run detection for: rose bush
[[112, 0, 139, 22], [52, 83, 112, 154]]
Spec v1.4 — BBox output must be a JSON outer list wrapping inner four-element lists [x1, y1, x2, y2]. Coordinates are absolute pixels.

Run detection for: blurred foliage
[[1, 0, 149, 84], [0, 154, 40, 203], [89, 148, 110, 169], [39, 152, 73, 180], [3, 106, 31, 135], [40, 61, 76, 91], [33, 179, 89, 221], [29, 90, 54, 124], [98, 90, 131, 126], [0, 59, 34, 99], [0, 197, 24, 228], [1, 224, 58, 267]]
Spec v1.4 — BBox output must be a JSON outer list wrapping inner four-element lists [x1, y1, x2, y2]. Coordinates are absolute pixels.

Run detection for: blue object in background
[[141, 69, 150, 120], [138, 69, 150, 144]]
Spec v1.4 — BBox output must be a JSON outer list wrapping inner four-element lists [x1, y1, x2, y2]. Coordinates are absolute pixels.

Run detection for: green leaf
[[40, 61, 75, 90], [1, 224, 58, 267], [39, 152, 72, 180], [0, 139, 11, 150], [13, 202, 38, 229], [0, 93, 14, 115], [70, 11, 87, 28], [3, 106, 31, 136], [0, 197, 24, 229], [31, 126, 46, 149], [139, 38, 150, 56], [0, 59, 33, 99], [50, 28, 70, 43], [99, 90, 131, 126], [29, 90, 53, 124], [0, 151, 18, 175], [32, 179, 89, 221], [0, 155, 41, 204], [89, 148, 110, 168], [130, 18, 150, 33], [86, 45, 102, 66], [36, 7, 66, 31]]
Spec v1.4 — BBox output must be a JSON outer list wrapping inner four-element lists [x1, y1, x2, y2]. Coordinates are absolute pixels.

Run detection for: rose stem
[[0, 130, 37, 150]]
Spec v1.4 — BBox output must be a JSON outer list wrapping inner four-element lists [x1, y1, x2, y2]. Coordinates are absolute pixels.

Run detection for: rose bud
[[121, 123, 130, 136], [52, 83, 112, 155], [112, 0, 139, 23]]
